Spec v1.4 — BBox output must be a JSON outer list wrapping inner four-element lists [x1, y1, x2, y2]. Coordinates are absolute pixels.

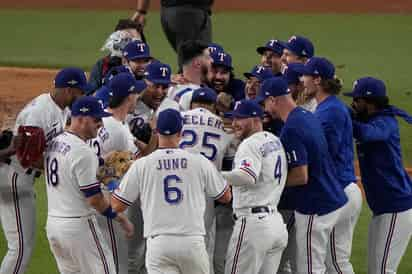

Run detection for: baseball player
[[207, 50, 245, 103], [0, 67, 87, 274], [280, 35, 314, 65], [257, 77, 349, 274], [344, 77, 412, 274], [112, 108, 232, 274], [256, 39, 285, 76], [45, 96, 133, 274], [243, 65, 273, 100], [127, 61, 178, 137], [122, 40, 153, 80], [222, 99, 288, 274], [179, 87, 236, 273], [298, 57, 362, 273], [167, 40, 212, 110], [90, 73, 146, 274], [280, 36, 317, 112]]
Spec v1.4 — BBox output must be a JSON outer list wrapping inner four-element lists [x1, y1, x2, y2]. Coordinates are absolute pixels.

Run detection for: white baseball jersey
[[127, 98, 180, 133], [232, 131, 287, 211], [91, 116, 138, 157], [180, 107, 234, 170], [45, 132, 100, 217], [14, 93, 69, 143], [168, 83, 200, 111], [113, 148, 228, 238]]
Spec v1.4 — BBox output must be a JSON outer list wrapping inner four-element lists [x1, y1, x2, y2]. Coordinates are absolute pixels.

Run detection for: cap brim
[[224, 111, 263, 119], [147, 78, 171, 85], [291, 66, 311, 76], [243, 72, 255, 79], [212, 63, 233, 71], [128, 55, 153, 61], [78, 83, 93, 94], [95, 111, 113, 118]]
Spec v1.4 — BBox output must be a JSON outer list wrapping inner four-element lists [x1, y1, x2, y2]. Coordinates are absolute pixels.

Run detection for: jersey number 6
[[163, 175, 183, 204]]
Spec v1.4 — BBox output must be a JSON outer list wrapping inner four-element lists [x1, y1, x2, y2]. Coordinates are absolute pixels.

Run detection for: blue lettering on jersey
[[47, 139, 71, 155], [156, 158, 188, 170], [183, 114, 223, 130], [259, 139, 282, 157]]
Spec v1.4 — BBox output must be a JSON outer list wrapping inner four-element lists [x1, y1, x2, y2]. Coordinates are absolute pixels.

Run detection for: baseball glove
[[97, 151, 134, 185], [15, 126, 46, 168]]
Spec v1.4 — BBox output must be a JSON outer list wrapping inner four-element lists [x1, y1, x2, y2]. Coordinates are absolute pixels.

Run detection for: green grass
[[0, 9, 412, 273]]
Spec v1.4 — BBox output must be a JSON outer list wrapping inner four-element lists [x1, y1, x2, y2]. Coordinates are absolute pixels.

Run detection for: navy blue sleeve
[[280, 127, 308, 169], [353, 117, 392, 142], [317, 108, 344, 158]]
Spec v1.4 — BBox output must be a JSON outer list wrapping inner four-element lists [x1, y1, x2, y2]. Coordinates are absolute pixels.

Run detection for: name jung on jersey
[[183, 114, 223, 130], [156, 157, 188, 170]]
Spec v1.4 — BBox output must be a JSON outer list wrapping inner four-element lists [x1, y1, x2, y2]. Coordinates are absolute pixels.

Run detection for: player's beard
[[212, 79, 229, 93]]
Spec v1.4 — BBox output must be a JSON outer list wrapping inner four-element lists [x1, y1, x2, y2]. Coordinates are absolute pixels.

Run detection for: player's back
[[180, 108, 233, 170], [91, 116, 137, 157], [233, 131, 287, 212], [128, 148, 225, 237], [45, 132, 99, 218]]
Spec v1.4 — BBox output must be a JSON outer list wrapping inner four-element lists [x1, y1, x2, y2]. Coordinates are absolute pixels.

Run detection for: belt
[[233, 206, 272, 220], [4, 158, 42, 177]]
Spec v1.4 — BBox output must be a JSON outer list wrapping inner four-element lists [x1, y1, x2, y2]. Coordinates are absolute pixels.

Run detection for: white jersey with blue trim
[[127, 98, 181, 133], [45, 132, 100, 217], [168, 84, 200, 111], [113, 148, 228, 238], [180, 107, 235, 170], [10, 93, 69, 171], [232, 131, 287, 211], [91, 116, 138, 157]]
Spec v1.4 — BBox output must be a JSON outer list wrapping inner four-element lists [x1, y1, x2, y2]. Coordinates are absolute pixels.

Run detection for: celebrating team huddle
[[1, 20, 412, 274]]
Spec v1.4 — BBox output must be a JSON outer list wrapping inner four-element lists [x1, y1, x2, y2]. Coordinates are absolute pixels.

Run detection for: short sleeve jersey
[[45, 132, 100, 217], [113, 148, 228, 238], [232, 131, 287, 212]]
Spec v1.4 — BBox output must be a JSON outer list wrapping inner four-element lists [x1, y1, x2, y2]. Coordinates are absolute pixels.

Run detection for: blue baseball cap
[[102, 65, 133, 86], [109, 73, 147, 98], [94, 86, 111, 108], [211, 51, 233, 70], [144, 61, 172, 85], [256, 39, 285, 56], [294, 57, 335, 80], [123, 41, 152, 61], [157, 108, 183, 135], [71, 96, 112, 118], [282, 36, 314, 58], [244, 65, 274, 82], [344, 77, 386, 98], [226, 99, 264, 119], [255, 77, 289, 103], [191, 87, 217, 104], [208, 42, 224, 54], [54, 67, 90, 93], [283, 63, 304, 85]]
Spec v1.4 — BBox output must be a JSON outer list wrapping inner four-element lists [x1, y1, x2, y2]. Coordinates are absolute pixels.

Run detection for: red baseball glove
[[15, 126, 46, 168]]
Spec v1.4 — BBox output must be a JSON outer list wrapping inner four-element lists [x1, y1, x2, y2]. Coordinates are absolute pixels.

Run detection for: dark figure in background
[[134, 0, 212, 60]]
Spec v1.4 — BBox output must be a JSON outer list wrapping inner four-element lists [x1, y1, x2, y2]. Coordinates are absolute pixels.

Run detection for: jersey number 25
[[179, 130, 220, 161]]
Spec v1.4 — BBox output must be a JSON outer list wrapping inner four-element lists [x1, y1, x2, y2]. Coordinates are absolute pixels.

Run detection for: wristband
[[136, 9, 147, 15], [102, 206, 118, 219], [106, 180, 119, 192]]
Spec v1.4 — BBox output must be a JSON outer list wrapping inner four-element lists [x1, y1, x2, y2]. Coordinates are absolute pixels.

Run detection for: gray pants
[[160, 5, 212, 53]]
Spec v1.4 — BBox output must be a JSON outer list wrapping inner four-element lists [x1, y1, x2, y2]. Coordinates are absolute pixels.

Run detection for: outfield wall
[[0, 0, 411, 13]]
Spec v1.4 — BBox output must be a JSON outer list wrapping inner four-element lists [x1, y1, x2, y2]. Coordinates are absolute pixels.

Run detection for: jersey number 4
[[179, 130, 221, 161], [274, 155, 282, 184], [46, 157, 59, 186]]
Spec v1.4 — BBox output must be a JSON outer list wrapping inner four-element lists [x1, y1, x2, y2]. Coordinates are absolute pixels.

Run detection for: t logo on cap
[[218, 52, 226, 62], [137, 43, 145, 52], [80, 107, 89, 113], [160, 67, 169, 77], [256, 66, 264, 73]]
